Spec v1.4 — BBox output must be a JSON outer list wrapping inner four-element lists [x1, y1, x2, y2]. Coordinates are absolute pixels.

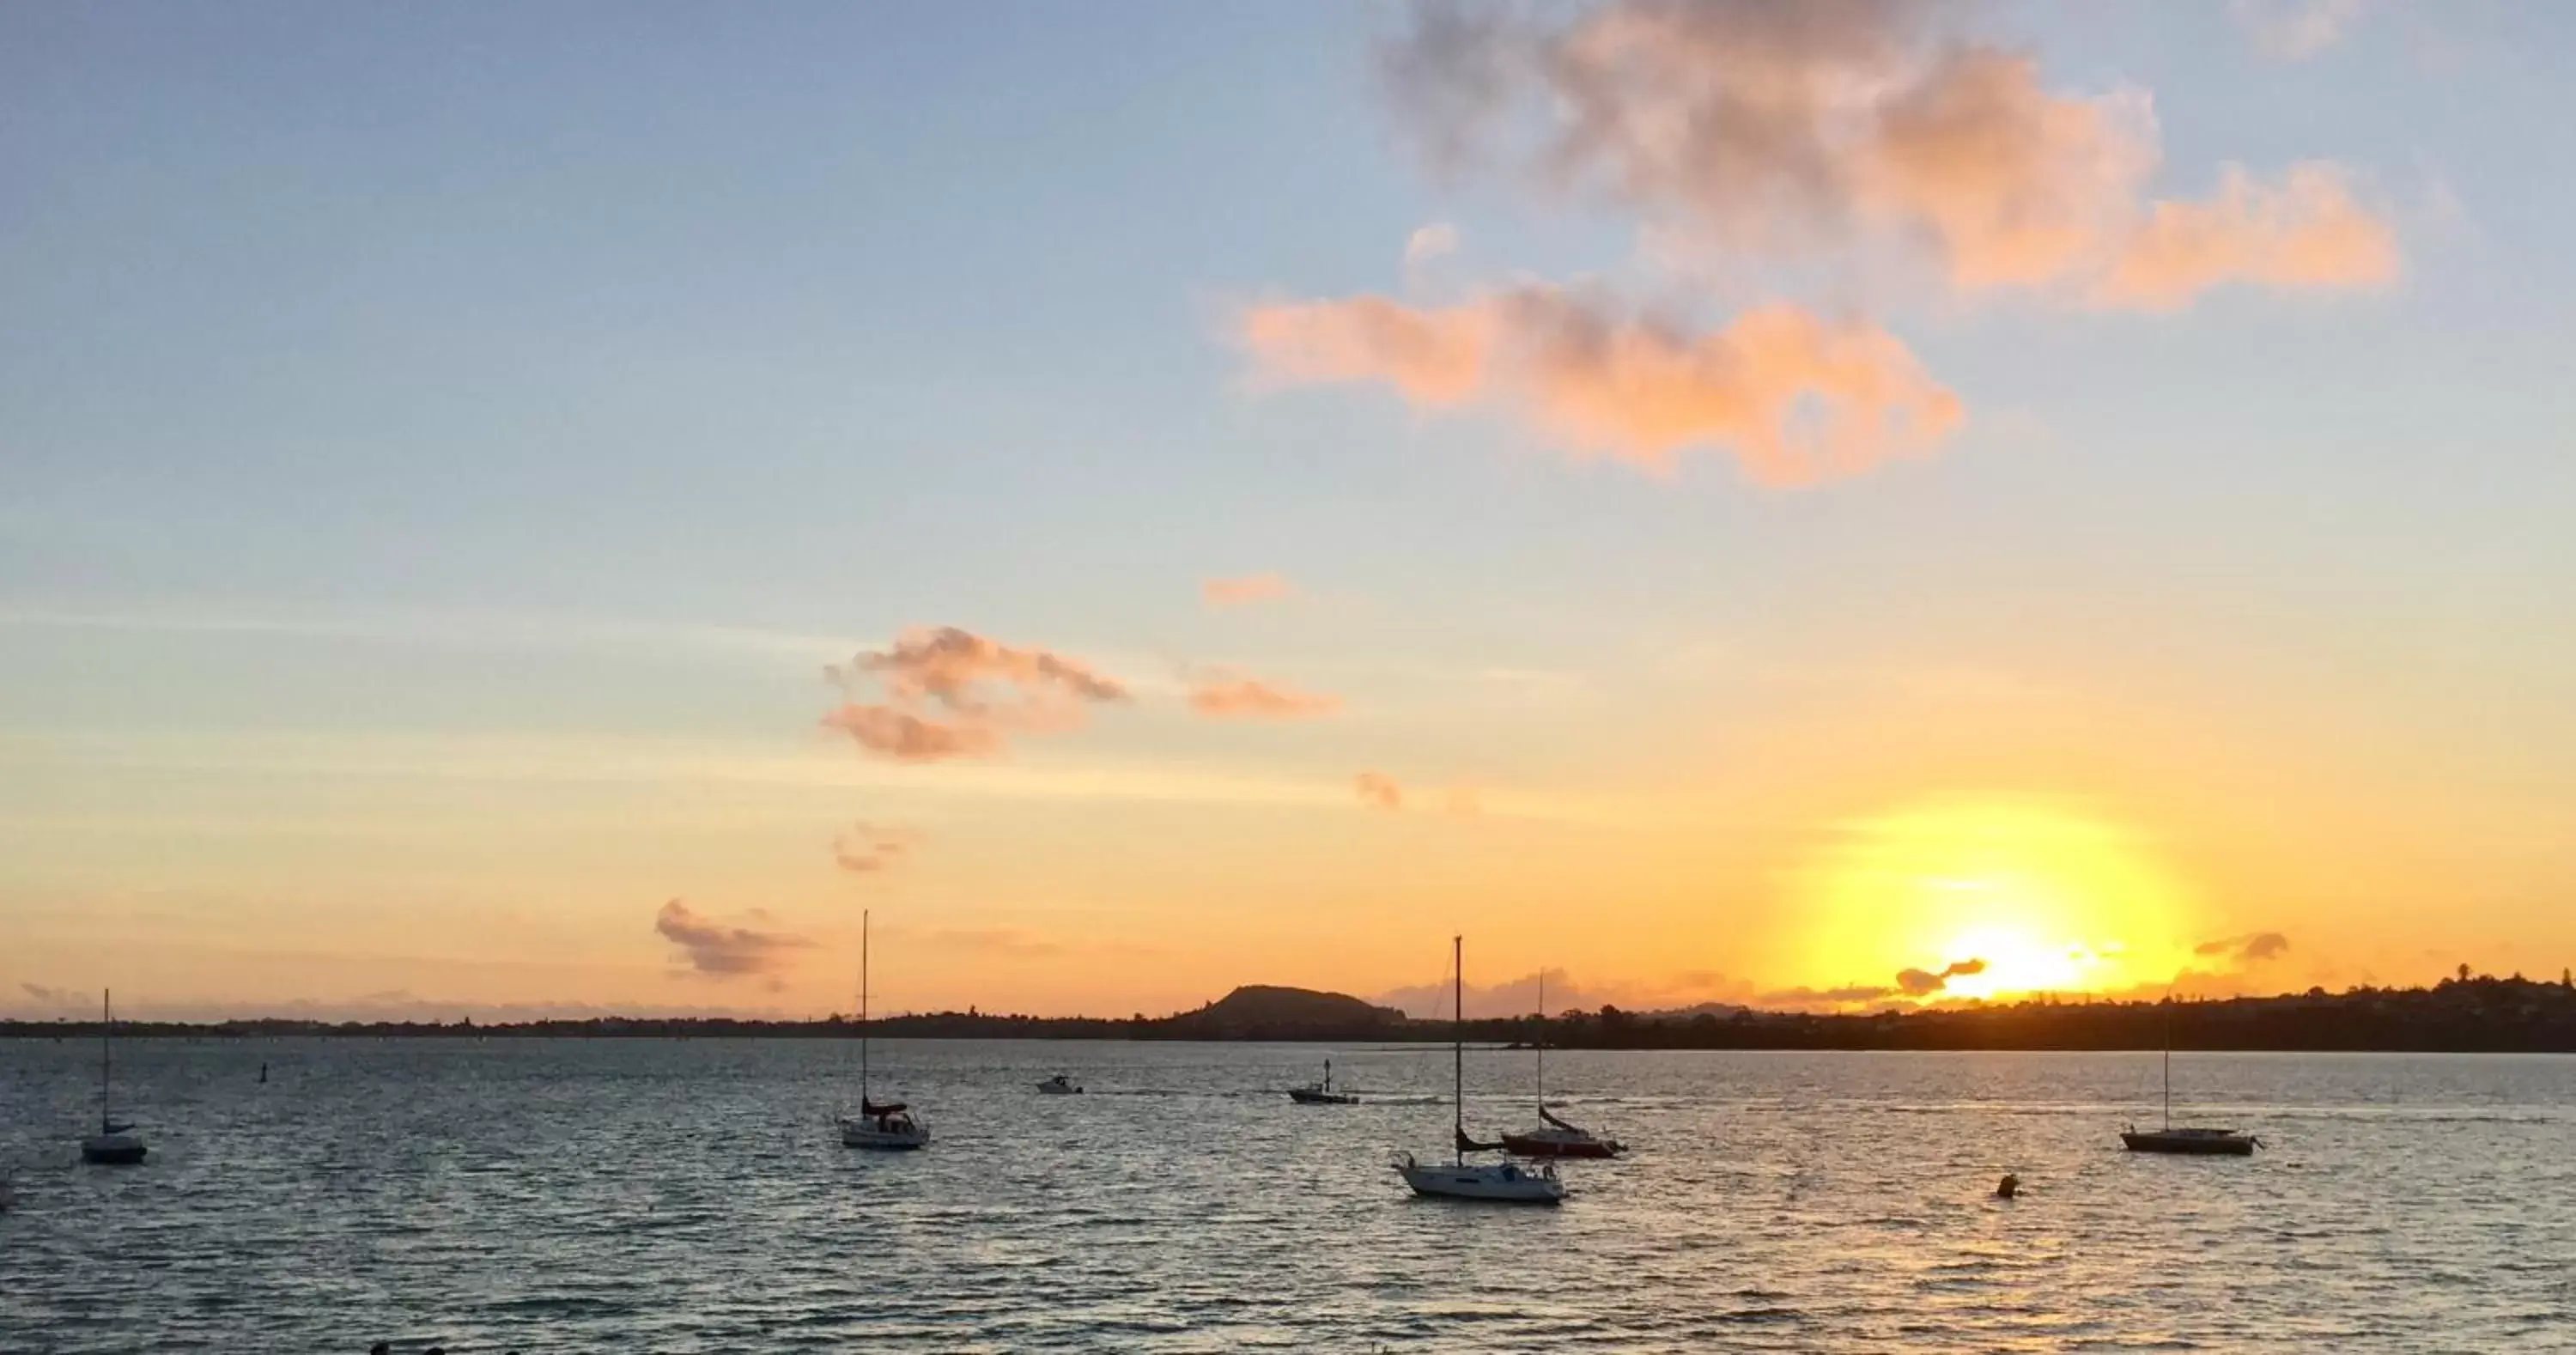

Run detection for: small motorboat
[[1037, 1073, 1083, 1095], [1288, 1058, 1358, 1105], [2123, 1124, 2258, 1156]]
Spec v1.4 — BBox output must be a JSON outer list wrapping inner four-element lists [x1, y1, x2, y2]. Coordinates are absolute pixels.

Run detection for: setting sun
[[1784, 795, 2203, 1006]]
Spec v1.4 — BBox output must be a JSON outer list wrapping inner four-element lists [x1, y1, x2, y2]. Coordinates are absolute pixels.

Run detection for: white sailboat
[[81, 989, 147, 1165], [838, 910, 929, 1151], [1394, 935, 1563, 1204], [1500, 970, 1623, 1159]]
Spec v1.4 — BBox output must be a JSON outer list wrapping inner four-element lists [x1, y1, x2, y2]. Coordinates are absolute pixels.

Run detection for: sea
[[3, 1038, 2572, 1352]]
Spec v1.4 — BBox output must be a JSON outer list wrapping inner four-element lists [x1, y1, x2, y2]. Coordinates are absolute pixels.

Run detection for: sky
[[4, 1, 2573, 1022]]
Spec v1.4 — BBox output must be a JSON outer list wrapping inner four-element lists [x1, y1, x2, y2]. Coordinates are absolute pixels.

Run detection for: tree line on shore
[[9, 971, 2574, 1052]]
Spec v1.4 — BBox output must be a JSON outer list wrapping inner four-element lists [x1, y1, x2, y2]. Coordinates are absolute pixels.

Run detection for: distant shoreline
[[10, 974, 2574, 1053]]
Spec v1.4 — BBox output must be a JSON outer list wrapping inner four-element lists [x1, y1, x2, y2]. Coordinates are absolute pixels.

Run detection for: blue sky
[[4, 2, 2573, 1018]]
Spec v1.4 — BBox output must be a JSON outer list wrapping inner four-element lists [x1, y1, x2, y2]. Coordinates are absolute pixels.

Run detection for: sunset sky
[[6, 2, 2573, 1021]]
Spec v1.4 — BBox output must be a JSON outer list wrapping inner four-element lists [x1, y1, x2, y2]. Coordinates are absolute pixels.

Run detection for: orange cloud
[[2098, 163, 2399, 310], [1201, 573, 1296, 608], [1240, 288, 1962, 486], [1188, 670, 1340, 720], [822, 626, 1128, 761], [1354, 771, 1403, 811], [1382, 0, 2399, 310]]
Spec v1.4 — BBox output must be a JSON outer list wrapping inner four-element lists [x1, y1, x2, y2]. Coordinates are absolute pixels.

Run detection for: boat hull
[[1395, 1160, 1564, 1203], [1501, 1134, 1620, 1160], [2122, 1129, 2256, 1156], [839, 1119, 930, 1151], [82, 1134, 147, 1165], [1288, 1089, 1358, 1105]]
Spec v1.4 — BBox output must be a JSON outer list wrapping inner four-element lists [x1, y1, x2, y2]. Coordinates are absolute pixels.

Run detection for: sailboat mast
[[1535, 969, 1545, 1111], [1452, 933, 1464, 1164], [2162, 999, 2174, 1130], [100, 988, 112, 1128], [860, 909, 871, 1102]]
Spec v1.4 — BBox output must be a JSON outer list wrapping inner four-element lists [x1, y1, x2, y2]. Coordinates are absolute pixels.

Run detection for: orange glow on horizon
[[1785, 793, 2204, 1006]]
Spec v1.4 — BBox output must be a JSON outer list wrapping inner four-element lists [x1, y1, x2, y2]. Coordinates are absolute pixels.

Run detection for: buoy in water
[[1995, 1173, 2020, 1199]]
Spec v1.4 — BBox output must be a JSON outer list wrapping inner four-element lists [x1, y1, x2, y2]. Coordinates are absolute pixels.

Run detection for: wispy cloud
[[1239, 289, 1961, 485], [2232, 0, 2365, 61], [1895, 957, 1988, 997], [1354, 771, 1404, 811], [0, 599, 851, 661], [1188, 668, 1341, 720], [1404, 221, 1460, 267], [1200, 573, 1297, 609], [654, 899, 816, 984], [832, 821, 914, 874], [821, 626, 1131, 762], [1378, 0, 2398, 309], [2195, 931, 2291, 964]]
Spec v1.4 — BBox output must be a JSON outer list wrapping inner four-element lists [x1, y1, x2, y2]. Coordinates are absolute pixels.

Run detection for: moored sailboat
[[2122, 1010, 2257, 1156], [1500, 971, 1623, 1160], [838, 911, 929, 1151], [1394, 936, 1564, 1204], [81, 989, 147, 1166]]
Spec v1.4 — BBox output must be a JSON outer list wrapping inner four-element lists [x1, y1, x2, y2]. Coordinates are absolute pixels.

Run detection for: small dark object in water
[[1995, 1173, 2020, 1199], [369, 1345, 388, 1355], [259, 1062, 268, 1084]]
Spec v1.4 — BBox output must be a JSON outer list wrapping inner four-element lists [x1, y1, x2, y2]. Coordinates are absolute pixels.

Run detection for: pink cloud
[[1239, 288, 1962, 486], [821, 626, 1128, 761], [1354, 771, 1403, 811], [1188, 670, 1341, 720], [1381, 0, 2401, 311], [1201, 573, 1297, 608]]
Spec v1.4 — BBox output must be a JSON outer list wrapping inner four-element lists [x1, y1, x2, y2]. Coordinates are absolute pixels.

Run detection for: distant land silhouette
[[10, 973, 2576, 1052]]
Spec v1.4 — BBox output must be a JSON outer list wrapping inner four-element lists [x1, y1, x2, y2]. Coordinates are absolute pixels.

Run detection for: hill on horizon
[[1157, 984, 1405, 1038]]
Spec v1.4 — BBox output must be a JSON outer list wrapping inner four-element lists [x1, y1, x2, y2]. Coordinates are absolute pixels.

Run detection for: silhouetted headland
[[9, 973, 2576, 1052]]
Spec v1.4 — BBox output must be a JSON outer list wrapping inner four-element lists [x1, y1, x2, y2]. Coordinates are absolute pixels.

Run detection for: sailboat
[[1500, 971, 1624, 1159], [81, 989, 147, 1165], [837, 911, 929, 1151], [2122, 1004, 2257, 1156], [1288, 1057, 1358, 1105], [1394, 935, 1564, 1204]]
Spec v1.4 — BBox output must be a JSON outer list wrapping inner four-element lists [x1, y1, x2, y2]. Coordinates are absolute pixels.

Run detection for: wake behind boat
[[1394, 935, 1563, 1205], [837, 910, 929, 1151], [81, 989, 146, 1166]]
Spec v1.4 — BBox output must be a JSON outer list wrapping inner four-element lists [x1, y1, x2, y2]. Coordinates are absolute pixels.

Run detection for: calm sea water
[[3, 1038, 2573, 1352]]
